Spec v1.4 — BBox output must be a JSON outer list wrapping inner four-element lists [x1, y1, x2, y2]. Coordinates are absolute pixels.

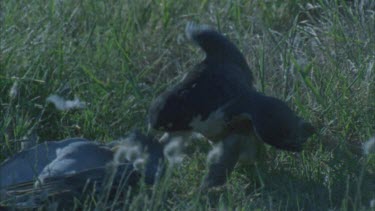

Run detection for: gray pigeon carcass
[[0, 131, 164, 208]]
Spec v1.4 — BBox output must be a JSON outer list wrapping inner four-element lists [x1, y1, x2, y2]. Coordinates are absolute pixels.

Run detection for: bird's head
[[249, 94, 316, 152]]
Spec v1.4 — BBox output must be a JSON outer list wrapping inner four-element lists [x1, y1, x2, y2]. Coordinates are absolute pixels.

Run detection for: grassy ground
[[1, 0, 374, 210]]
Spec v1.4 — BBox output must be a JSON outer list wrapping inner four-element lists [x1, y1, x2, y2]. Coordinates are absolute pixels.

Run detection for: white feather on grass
[[9, 81, 18, 99], [46, 95, 86, 111], [363, 136, 375, 155], [163, 137, 185, 166]]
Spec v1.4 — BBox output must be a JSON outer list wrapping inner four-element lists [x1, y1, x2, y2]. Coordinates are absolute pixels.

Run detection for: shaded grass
[[1, 0, 374, 210]]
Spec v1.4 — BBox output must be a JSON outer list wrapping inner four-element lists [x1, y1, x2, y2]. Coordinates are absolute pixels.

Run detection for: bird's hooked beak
[[299, 120, 316, 139]]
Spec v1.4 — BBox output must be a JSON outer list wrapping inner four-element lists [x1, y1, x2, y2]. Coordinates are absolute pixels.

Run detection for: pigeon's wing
[[1, 163, 139, 209], [38, 141, 114, 181], [0, 138, 89, 188]]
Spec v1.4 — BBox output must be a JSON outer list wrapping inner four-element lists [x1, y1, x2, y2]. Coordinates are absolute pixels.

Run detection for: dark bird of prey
[[0, 131, 164, 209], [148, 23, 315, 189]]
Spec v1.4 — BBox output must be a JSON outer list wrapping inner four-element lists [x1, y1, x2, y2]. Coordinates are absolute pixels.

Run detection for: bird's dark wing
[[148, 62, 251, 135]]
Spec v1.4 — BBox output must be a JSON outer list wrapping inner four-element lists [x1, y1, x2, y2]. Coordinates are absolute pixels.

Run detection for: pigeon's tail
[[185, 22, 253, 84]]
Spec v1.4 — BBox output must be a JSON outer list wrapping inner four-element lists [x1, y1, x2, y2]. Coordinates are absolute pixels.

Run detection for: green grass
[[1, 0, 374, 210]]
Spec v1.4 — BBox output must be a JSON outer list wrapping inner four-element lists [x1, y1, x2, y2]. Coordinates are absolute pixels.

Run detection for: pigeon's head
[[117, 130, 165, 185], [282, 118, 315, 151]]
